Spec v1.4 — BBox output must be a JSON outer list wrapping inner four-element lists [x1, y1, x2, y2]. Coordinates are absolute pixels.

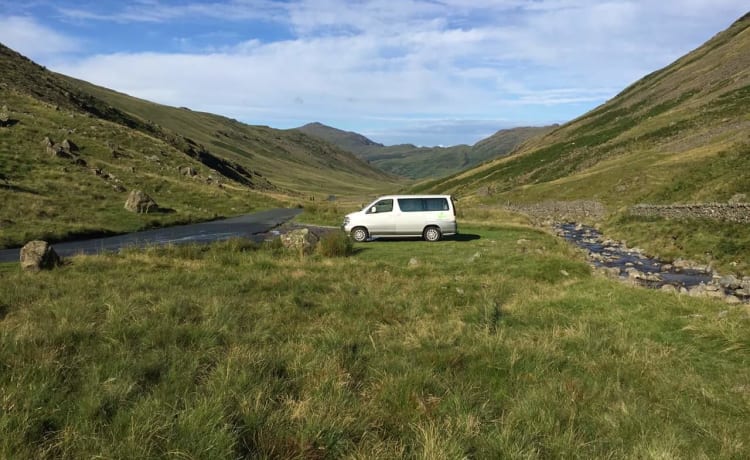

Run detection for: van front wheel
[[423, 226, 442, 242], [351, 227, 369, 242]]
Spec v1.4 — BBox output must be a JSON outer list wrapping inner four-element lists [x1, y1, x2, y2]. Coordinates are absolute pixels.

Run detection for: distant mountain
[[296, 122, 384, 153], [293, 122, 554, 179], [416, 13, 750, 207], [0, 43, 398, 247]]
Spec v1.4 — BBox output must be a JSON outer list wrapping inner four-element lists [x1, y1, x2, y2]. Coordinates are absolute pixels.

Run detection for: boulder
[[124, 190, 158, 213], [20, 240, 60, 271], [178, 165, 197, 177], [0, 105, 9, 125], [61, 139, 79, 153], [719, 275, 742, 290], [280, 228, 319, 254]]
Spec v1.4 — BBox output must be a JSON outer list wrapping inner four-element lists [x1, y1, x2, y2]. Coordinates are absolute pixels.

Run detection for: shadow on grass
[[367, 233, 481, 243]]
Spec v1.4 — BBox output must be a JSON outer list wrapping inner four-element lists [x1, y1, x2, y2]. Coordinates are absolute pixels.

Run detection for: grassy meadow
[[1, 220, 748, 458]]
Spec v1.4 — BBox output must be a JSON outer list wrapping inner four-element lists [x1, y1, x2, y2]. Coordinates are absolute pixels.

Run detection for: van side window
[[368, 199, 393, 214], [398, 198, 448, 212]]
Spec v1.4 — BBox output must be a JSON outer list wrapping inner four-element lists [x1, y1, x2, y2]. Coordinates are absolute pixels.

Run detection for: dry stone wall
[[629, 204, 750, 223], [504, 200, 607, 222]]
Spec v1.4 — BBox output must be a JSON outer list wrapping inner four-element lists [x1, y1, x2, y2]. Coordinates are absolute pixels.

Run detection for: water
[[556, 223, 714, 290]]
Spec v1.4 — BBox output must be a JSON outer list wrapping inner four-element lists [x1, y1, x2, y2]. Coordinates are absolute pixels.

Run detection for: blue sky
[[1, 1, 747, 146]]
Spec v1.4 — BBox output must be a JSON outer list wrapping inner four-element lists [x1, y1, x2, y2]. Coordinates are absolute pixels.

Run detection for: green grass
[[1, 224, 748, 458]]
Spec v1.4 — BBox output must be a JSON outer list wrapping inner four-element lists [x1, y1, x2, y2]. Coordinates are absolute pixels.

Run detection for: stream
[[556, 223, 750, 303]]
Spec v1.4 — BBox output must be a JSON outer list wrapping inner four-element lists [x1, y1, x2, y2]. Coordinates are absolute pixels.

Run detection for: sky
[[0, 1, 747, 146]]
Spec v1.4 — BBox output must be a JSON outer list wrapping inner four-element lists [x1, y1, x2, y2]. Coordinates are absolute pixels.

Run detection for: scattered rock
[[280, 228, 319, 255], [456, 287, 465, 295], [61, 139, 79, 153], [20, 240, 61, 271], [74, 158, 87, 167], [468, 251, 481, 262], [660, 284, 678, 294], [178, 165, 197, 177], [725, 296, 742, 305], [0, 104, 10, 126], [560, 269, 569, 277], [112, 184, 126, 193], [408, 257, 419, 266], [718, 310, 729, 318], [719, 275, 742, 290], [124, 190, 158, 213]]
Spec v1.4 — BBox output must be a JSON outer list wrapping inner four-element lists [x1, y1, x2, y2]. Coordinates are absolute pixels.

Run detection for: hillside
[[296, 122, 384, 153], [418, 14, 750, 208], [0, 44, 398, 247], [294, 122, 553, 179]]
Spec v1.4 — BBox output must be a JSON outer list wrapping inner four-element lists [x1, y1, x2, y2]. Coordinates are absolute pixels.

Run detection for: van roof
[[376, 195, 452, 199]]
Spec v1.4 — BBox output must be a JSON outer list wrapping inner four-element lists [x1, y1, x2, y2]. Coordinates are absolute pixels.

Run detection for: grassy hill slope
[[418, 14, 750, 206], [294, 123, 553, 179], [0, 44, 398, 247], [412, 13, 750, 274]]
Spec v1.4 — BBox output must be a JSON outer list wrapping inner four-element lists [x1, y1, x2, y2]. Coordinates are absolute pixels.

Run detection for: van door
[[364, 199, 396, 235]]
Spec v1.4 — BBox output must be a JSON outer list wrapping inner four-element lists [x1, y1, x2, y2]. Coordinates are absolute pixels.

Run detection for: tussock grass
[[0, 225, 748, 458]]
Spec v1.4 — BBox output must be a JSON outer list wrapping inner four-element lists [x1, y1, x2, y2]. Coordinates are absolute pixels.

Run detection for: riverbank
[[556, 222, 750, 304]]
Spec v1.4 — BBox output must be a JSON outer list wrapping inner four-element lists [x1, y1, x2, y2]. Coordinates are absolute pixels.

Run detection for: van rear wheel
[[423, 226, 442, 242], [351, 227, 369, 242]]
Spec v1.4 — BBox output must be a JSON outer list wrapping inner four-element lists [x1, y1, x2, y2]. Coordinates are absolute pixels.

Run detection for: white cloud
[[0, 16, 80, 59], [9, 0, 750, 145]]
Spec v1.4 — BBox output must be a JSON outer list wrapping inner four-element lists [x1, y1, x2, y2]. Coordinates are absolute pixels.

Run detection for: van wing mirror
[[370, 206, 377, 213]]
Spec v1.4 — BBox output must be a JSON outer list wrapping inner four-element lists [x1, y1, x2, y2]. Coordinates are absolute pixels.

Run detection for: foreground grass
[[0, 225, 748, 458]]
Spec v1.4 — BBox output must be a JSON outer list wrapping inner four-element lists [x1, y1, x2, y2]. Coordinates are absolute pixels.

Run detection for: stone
[[20, 240, 60, 271], [468, 252, 481, 262], [178, 165, 197, 177], [112, 184, 126, 193], [719, 275, 742, 290], [0, 105, 9, 125], [74, 158, 87, 167], [124, 190, 158, 213], [408, 257, 419, 266], [725, 296, 742, 305], [660, 284, 678, 294], [280, 228, 319, 255], [61, 139, 79, 153]]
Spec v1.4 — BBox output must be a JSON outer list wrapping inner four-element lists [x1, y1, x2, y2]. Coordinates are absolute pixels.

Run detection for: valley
[[1, 9, 749, 460]]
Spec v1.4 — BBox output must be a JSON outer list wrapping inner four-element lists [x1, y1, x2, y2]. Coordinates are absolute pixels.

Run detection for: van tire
[[351, 227, 369, 242], [423, 226, 442, 242]]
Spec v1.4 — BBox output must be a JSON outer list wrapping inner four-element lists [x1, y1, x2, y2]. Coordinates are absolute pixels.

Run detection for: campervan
[[342, 195, 457, 242]]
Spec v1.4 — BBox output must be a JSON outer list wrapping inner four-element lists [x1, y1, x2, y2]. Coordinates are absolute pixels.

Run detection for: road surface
[[0, 208, 302, 263]]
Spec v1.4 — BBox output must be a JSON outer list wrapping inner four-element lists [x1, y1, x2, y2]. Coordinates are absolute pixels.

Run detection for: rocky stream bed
[[556, 223, 750, 304]]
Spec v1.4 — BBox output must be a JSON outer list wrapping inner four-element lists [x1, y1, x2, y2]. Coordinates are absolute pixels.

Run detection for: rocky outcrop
[[280, 228, 319, 254], [124, 190, 158, 213], [20, 240, 60, 271], [629, 203, 750, 223]]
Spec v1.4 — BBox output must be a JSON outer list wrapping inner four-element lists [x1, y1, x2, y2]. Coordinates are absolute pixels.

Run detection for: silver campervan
[[342, 195, 457, 242]]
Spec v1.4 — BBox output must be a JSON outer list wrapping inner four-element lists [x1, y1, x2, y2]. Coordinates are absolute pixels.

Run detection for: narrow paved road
[[0, 208, 302, 263]]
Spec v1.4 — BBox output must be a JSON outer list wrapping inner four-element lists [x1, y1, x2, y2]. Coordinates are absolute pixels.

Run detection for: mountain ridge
[[294, 121, 555, 179], [0, 43, 399, 247], [415, 12, 750, 208]]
